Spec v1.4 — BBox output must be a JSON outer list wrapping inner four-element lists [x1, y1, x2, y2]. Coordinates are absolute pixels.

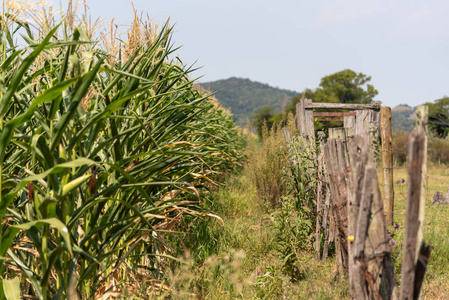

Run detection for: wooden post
[[381, 106, 394, 225], [297, 98, 315, 141], [315, 132, 325, 260], [304, 99, 315, 142], [400, 130, 425, 299], [323, 137, 350, 274], [296, 100, 305, 132], [415, 105, 428, 259], [321, 187, 331, 262], [348, 135, 398, 300]]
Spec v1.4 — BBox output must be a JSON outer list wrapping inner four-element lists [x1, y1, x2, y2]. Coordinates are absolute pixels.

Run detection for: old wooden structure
[[284, 98, 431, 299]]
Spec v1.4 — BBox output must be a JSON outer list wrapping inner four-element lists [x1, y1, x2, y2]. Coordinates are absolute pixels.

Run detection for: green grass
[[162, 171, 350, 299], [382, 166, 449, 299], [160, 164, 449, 299]]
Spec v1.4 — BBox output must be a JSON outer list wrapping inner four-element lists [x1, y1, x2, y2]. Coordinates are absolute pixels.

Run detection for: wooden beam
[[304, 102, 381, 110], [313, 112, 357, 117], [381, 106, 394, 225]]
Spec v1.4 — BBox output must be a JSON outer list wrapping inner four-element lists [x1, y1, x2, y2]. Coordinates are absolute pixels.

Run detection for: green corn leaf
[[2, 277, 20, 300], [0, 24, 60, 116], [13, 218, 72, 255], [61, 174, 90, 196]]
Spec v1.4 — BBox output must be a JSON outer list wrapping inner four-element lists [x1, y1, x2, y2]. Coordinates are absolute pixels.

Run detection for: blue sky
[[50, 0, 449, 107]]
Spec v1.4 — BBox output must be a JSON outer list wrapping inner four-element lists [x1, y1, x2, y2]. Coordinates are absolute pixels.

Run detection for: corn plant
[[0, 3, 243, 299]]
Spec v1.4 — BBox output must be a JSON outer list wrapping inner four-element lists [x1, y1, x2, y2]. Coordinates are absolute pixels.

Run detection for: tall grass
[[0, 2, 243, 298]]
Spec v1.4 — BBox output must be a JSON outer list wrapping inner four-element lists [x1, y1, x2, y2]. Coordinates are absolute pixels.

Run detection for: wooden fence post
[[315, 132, 325, 260], [381, 106, 394, 225], [348, 135, 398, 300], [297, 98, 315, 142], [415, 105, 428, 259], [323, 137, 350, 274], [400, 130, 431, 300]]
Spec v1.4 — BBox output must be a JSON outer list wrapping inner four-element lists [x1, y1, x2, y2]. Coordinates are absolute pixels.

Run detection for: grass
[[161, 170, 350, 299], [158, 162, 449, 299], [384, 165, 449, 299]]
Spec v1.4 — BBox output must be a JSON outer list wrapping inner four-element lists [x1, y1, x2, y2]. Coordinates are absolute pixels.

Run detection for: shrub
[[245, 118, 292, 207]]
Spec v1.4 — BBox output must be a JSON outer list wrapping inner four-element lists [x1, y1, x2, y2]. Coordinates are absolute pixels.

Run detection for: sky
[[49, 0, 449, 107]]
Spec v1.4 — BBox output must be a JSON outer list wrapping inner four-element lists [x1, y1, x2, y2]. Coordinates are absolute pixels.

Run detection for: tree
[[283, 69, 378, 132], [425, 97, 449, 137], [314, 69, 378, 104]]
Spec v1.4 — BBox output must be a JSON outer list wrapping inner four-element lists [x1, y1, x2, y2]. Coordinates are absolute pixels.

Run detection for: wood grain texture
[[381, 106, 394, 225], [324, 138, 350, 273], [400, 130, 425, 300], [304, 102, 381, 110]]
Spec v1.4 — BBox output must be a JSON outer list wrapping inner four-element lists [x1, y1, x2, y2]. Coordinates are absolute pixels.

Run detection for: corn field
[[0, 2, 243, 299]]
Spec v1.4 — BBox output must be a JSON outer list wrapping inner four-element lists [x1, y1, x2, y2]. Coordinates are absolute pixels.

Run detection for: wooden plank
[[355, 110, 371, 136], [400, 130, 425, 300], [323, 137, 350, 273], [329, 128, 350, 165], [347, 135, 372, 298], [344, 115, 356, 128], [381, 106, 394, 225], [314, 112, 357, 117], [304, 102, 381, 110], [415, 105, 428, 263]]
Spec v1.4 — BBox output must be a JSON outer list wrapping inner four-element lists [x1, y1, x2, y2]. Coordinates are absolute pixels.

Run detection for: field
[[159, 163, 449, 299], [1, 2, 448, 299], [390, 166, 449, 299]]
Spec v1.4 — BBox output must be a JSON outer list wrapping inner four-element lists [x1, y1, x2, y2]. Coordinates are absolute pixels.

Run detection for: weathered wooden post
[[415, 105, 428, 258], [381, 106, 394, 225], [348, 135, 398, 300], [400, 130, 431, 300], [297, 98, 315, 142], [323, 136, 350, 274], [315, 132, 326, 260]]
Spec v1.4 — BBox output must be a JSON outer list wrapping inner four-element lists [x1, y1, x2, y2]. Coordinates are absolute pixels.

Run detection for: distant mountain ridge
[[200, 77, 417, 132], [200, 77, 300, 126]]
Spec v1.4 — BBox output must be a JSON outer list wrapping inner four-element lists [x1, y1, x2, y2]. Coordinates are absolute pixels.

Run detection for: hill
[[392, 104, 416, 132], [200, 77, 300, 127]]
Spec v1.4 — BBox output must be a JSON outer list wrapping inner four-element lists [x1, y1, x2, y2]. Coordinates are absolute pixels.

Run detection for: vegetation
[[0, 2, 244, 298], [200, 77, 299, 127], [251, 69, 378, 136], [1, 1, 448, 300], [392, 105, 415, 132], [425, 96, 449, 137]]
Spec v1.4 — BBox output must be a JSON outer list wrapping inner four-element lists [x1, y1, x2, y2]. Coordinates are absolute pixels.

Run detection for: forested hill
[[392, 104, 416, 132], [200, 77, 300, 127]]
